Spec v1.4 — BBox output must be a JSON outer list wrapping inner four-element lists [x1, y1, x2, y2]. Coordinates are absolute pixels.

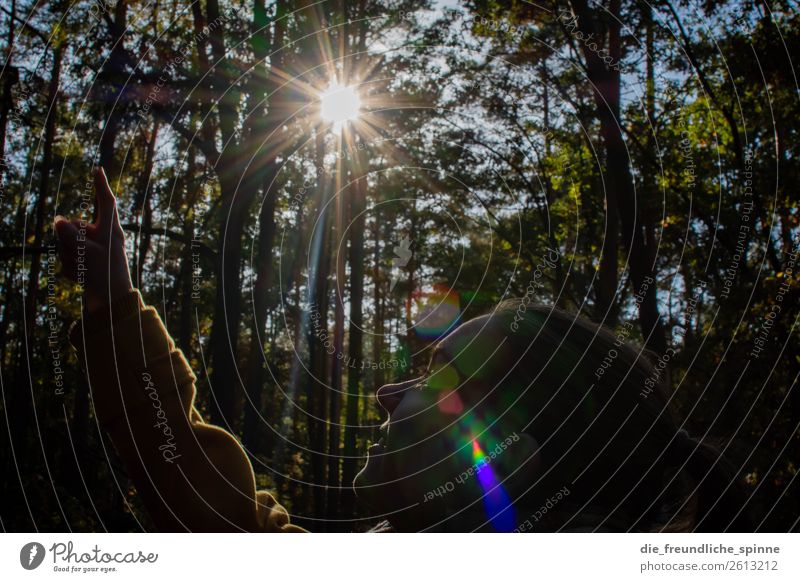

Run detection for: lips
[[367, 436, 386, 454]]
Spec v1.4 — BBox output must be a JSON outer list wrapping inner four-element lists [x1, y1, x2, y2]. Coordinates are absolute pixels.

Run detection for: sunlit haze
[[319, 83, 361, 123]]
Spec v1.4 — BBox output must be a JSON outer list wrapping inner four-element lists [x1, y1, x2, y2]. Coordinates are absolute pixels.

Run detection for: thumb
[[54, 215, 78, 249], [94, 167, 120, 232]]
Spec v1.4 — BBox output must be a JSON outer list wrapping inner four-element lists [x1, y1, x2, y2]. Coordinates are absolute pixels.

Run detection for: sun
[[319, 83, 361, 124]]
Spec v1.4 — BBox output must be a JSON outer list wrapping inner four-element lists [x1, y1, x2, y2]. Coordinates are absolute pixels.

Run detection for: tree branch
[[120, 223, 217, 262]]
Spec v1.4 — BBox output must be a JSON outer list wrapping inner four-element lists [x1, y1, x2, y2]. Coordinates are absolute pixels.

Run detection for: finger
[[54, 216, 79, 251], [81, 237, 109, 272], [53, 215, 67, 240], [54, 219, 81, 282], [55, 219, 101, 257], [94, 167, 119, 232], [70, 217, 100, 240], [57, 231, 106, 278]]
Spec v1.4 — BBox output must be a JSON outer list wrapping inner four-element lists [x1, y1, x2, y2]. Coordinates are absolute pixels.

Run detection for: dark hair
[[482, 299, 753, 532]]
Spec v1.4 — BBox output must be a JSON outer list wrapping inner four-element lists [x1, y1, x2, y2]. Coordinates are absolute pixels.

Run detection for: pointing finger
[[94, 167, 119, 233]]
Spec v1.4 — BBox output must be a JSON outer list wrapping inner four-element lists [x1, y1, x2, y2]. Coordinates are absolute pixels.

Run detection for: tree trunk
[[341, 150, 366, 520], [643, 3, 658, 270], [569, 0, 665, 352], [0, 151, 33, 370], [177, 142, 202, 356], [98, 0, 128, 176], [0, 0, 17, 166], [371, 204, 385, 393], [243, 175, 278, 453], [177, 214, 195, 356], [132, 120, 159, 287], [243, 0, 286, 456], [306, 129, 331, 523], [208, 165, 259, 428], [10, 36, 63, 518], [23, 38, 62, 340], [0, 153, 33, 507], [326, 133, 346, 523]]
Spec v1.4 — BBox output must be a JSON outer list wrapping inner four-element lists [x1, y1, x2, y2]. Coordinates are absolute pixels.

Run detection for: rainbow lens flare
[[471, 439, 516, 532], [409, 284, 461, 340]]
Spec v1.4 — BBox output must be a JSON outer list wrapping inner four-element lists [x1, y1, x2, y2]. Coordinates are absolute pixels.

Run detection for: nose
[[376, 377, 421, 415]]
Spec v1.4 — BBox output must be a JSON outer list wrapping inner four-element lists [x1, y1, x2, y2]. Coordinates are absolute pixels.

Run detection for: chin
[[353, 468, 430, 532], [353, 457, 406, 520], [352, 464, 368, 491]]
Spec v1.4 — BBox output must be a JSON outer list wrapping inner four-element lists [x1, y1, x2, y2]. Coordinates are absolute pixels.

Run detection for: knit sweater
[[68, 288, 306, 532]]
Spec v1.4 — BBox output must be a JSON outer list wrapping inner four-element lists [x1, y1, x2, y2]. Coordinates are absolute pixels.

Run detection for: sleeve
[[68, 289, 307, 533]]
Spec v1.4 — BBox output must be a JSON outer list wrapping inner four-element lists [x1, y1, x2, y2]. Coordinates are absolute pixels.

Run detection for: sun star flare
[[320, 83, 362, 124]]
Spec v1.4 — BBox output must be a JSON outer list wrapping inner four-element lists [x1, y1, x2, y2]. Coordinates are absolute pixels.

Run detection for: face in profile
[[353, 301, 743, 533], [353, 315, 541, 532]]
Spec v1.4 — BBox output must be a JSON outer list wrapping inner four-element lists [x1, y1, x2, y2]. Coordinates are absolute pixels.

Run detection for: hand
[[54, 167, 133, 314]]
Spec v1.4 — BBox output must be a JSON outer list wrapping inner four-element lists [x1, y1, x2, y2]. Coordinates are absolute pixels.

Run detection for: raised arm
[[56, 168, 304, 532]]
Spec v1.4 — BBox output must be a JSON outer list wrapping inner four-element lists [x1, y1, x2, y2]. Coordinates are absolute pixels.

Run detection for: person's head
[[354, 299, 753, 532]]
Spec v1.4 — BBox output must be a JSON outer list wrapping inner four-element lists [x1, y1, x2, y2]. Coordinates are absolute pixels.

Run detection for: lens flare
[[409, 285, 461, 340], [437, 388, 464, 415], [471, 439, 516, 532], [320, 83, 361, 123]]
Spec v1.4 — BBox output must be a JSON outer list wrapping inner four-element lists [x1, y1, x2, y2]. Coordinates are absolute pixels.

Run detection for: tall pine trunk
[[306, 129, 331, 521], [569, 0, 665, 352], [326, 135, 347, 523], [244, 0, 287, 456], [243, 177, 278, 453], [132, 120, 159, 287], [98, 0, 128, 177], [341, 145, 367, 519], [0, 0, 17, 166], [208, 164, 259, 427]]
